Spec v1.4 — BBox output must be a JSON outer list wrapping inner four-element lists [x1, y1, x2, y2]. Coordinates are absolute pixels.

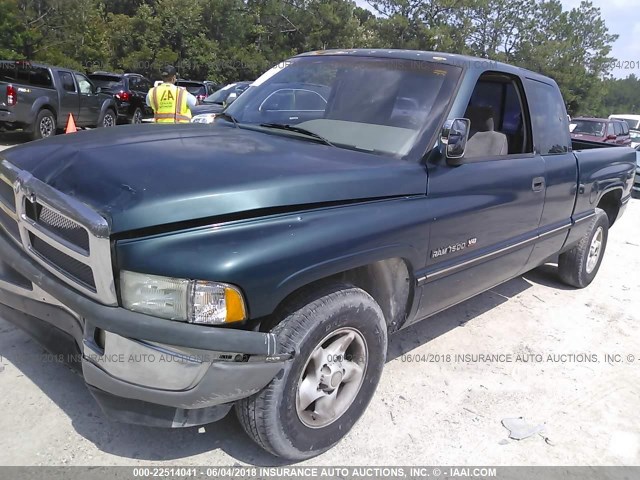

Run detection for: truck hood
[[1, 124, 426, 234]]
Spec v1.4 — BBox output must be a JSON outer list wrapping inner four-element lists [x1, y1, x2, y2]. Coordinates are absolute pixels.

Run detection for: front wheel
[[236, 284, 387, 460], [558, 208, 609, 288]]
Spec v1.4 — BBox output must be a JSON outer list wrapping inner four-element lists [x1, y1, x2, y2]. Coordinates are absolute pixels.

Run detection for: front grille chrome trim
[[0, 159, 116, 306]]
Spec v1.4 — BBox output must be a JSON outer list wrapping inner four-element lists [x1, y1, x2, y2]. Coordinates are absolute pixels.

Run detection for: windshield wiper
[[259, 123, 334, 146], [217, 112, 239, 128]]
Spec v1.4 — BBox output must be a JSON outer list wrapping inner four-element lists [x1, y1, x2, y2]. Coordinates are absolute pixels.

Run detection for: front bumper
[[633, 166, 640, 194], [0, 229, 288, 427]]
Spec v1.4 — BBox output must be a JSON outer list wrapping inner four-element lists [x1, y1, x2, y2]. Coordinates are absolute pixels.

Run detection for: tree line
[[0, 0, 638, 116]]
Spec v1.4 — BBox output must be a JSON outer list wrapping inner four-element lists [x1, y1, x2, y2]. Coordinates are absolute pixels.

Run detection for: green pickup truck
[[0, 50, 635, 460]]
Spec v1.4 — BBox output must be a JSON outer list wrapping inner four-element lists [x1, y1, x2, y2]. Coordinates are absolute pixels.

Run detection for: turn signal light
[[6, 85, 16, 106]]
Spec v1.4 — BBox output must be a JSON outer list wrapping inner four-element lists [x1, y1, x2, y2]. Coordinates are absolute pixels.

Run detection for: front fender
[[115, 197, 431, 319]]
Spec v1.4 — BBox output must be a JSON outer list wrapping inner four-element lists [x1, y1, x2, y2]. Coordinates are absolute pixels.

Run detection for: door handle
[[532, 177, 545, 192]]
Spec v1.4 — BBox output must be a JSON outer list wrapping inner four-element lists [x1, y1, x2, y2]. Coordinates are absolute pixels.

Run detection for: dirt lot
[[0, 133, 638, 466]]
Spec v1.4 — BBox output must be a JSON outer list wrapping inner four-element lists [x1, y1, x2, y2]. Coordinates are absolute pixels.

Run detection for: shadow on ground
[[0, 264, 565, 465], [0, 131, 32, 147]]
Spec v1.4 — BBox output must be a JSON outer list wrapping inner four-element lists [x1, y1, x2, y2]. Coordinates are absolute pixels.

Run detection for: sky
[[354, 0, 639, 78]]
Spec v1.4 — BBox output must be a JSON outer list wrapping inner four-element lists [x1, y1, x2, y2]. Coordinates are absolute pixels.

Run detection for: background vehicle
[[609, 114, 640, 147], [0, 51, 634, 461], [89, 72, 154, 124], [224, 82, 330, 125], [0, 60, 117, 140], [609, 114, 640, 130], [570, 117, 631, 146], [190, 81, 252, 123], [176, 79, 218, 104], [634, 145, 640, 197]]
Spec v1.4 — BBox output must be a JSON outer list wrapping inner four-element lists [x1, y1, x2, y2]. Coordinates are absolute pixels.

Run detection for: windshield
[[611, 117, 640, 130], [225, 56, 462, 158], [88, 75, 124, 90], [571, 120, 605, 136]]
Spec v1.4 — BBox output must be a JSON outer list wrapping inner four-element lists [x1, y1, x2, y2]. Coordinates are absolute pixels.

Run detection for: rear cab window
[[0, 62, 53, 89], [524, 79, 570, 154]]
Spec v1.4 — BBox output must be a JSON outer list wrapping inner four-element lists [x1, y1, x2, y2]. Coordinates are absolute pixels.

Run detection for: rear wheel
[[558, 208, 609, 288], [236, 283, 387, 460], [99, 109, 116, 128], [32, 109, 56, 140]]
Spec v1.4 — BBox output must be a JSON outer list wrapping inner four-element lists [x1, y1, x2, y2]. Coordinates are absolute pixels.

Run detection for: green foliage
[[0, 0, 625, 115]]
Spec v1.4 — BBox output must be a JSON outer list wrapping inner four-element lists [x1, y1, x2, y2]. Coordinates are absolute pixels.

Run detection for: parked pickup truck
[[0, 61, 117, 140], [0, 50, 635, 460]]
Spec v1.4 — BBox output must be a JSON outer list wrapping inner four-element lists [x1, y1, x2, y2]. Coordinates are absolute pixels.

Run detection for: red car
[[570, 117, 631, 146]]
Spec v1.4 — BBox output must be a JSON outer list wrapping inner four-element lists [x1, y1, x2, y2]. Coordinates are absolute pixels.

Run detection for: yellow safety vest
[[150, 83, 192, 123]]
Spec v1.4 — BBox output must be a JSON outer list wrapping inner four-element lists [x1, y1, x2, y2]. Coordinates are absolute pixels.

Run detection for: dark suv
[[88, 72, 153, 124], [570, 117, 632, 146], [176, 80, 218, 104]]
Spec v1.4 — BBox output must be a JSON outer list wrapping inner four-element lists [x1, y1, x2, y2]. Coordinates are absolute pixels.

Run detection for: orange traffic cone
[[65, 113, 77, 134]]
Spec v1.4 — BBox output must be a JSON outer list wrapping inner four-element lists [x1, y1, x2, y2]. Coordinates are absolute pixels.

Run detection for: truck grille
[[25, 199, 90, 252], [0, 160, 116, 305]]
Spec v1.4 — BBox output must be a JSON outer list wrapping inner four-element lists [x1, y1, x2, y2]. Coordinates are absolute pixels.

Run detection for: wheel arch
[[597, 187, 623, 227], [266, 256, 416, 334], [29, 99, 57, 127]]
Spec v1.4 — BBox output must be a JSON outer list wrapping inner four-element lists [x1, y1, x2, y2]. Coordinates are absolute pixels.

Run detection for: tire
[[99, 109, 117, 128], [558, 208, 609, 288], [32, 109, 56, 140], [129, 107, 143, 125], [236, 283, 387, 460]]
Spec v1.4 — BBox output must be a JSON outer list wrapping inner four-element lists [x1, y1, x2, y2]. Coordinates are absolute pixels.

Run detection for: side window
[[524, 79, 570, 155], [74, 73, 93, 94], [261, 89, 295, 111], [139, 78, 151, 92], [58, 72, 76, 92], [129, 76, 140, 90], [613, 122, 623, 136], [622, 122, 629, 135], [294, 90, 327, 111], [463, 73, 532, 157]]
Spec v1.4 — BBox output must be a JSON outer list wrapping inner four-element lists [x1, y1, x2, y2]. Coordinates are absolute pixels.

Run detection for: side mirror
[[441, 118, 471, 165], [95, 87, 102, 94], [224, 92, 238, 107], [606, 134, 617, 140]]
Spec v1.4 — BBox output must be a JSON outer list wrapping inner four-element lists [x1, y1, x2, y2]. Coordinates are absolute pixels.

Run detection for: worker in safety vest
[[146, 65, 197, 123]]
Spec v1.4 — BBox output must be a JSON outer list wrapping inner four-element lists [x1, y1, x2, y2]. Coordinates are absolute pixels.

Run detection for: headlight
[[191, 113, 217, 124], [120, 271, 247, 325]]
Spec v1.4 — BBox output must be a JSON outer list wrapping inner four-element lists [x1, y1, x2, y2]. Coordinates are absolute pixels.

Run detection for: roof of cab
[[295, 49, 555, 84]]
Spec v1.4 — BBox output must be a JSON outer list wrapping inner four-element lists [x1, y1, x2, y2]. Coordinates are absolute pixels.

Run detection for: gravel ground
[[0, 134, 638, 466]]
